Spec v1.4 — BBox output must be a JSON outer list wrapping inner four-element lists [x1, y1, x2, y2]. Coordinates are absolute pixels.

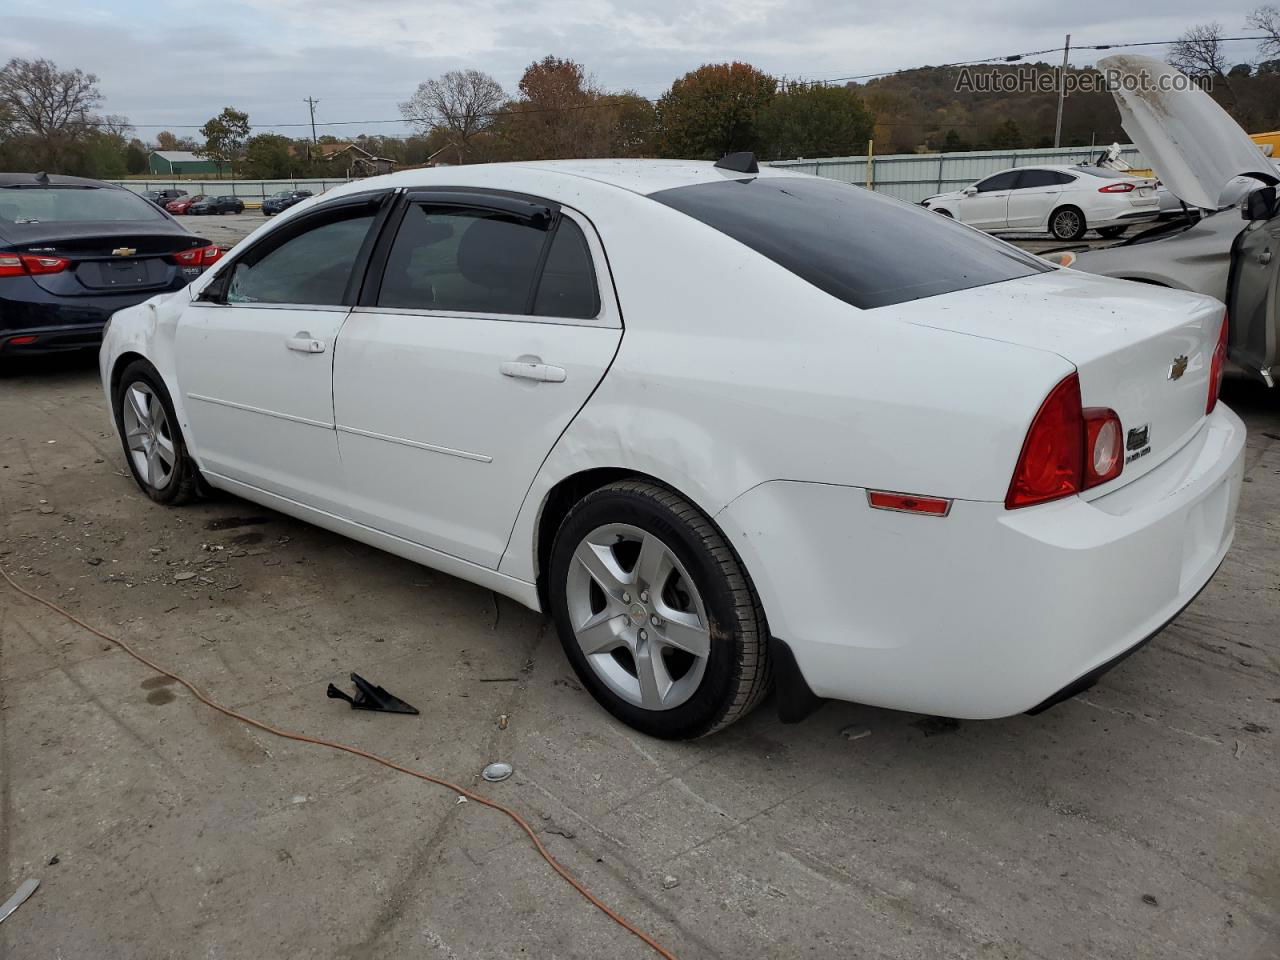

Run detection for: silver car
[[1046, 55, 1280, 386]]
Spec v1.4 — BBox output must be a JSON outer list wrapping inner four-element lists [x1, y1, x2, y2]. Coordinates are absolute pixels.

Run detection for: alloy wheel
[[121, 381, 176, 490], [566, 523, 710, 711], [1053, 209, 1082, 239]]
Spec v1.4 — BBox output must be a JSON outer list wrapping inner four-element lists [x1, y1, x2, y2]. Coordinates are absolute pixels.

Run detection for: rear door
[[957, 171, 1018, 229], [332, 191, 621, 568], [176, 191, 390, 511], [1007, 169, 1072, 229], [1227, 208, 1280, 382]]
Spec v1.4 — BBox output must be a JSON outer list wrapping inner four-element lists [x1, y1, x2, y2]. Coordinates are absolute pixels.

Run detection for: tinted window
[[1018, 170, 1075, 188], [533, 219, 599, 318], [0, 187, 165, 224], [975, 171, 1020, 192], [377, 204, 549, 314], [226, 212, 374, 305], [651, 177, 1051, 310]]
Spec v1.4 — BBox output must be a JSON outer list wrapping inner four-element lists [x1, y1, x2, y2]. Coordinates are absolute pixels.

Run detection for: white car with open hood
[[99, 154, 1244, 738]]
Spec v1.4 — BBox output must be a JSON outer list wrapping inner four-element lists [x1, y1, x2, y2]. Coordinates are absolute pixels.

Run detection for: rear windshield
[[0, 186, 165, 224], [650, 176, 1051, 309]]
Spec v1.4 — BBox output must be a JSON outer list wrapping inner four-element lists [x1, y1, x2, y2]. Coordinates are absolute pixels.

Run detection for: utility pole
[[303, 97, 320, 144], [1053, 34, 1071, 149]]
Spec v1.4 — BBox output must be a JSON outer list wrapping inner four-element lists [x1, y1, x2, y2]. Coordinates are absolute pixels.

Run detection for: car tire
[[548, 479, 772, 739], [1097, 225, 1127, 239], [1050, 206, 1087, 241], [113, 360, 201, 506]]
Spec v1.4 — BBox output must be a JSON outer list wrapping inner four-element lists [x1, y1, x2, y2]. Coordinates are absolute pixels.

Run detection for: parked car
[[261, 190, 313, 215], [1, 173, 220, 356], [1045, 55, 1280, 387], [99, 156, 1242, 739], [165, 194, 207, 215], [143, 188, 187, 207], [189, 195, 245, 215], [922, 164, 1160, 240]]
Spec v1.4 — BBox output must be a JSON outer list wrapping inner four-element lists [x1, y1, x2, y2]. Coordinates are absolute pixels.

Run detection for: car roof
[[0, 172, 126, 189], [327, 159, 804, 201]]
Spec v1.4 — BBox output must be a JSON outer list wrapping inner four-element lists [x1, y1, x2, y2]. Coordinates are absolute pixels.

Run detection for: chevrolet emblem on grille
[[1168, 355, 1189, 380], [111, 247, 137, 257]]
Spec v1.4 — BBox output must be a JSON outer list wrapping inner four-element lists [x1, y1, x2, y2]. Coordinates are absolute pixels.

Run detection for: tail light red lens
[[1006, 373, 1125, 509], [0, 253, 71, 277], [169, 245, 221, 266], [1207, 311, 1228, 415], [1099, 182, 1136, 193]]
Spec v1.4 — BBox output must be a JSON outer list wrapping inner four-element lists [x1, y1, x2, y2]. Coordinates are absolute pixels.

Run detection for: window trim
[[354, 188, 619, 329]]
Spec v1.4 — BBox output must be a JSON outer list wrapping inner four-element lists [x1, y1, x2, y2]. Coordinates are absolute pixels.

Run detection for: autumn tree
[[198, 107, 251, 178], [0, 58, 106, 170], [656, 62, 777, 159], [400, 69, 506, 164], [757, 82, 874, 160]]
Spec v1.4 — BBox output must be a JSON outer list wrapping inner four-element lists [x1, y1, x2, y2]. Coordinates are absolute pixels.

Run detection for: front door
[[175, 194, 386, 511], [1227, 206, 1280, 383], [332, 193, 622, 568], [958, 170, 1019, 229]]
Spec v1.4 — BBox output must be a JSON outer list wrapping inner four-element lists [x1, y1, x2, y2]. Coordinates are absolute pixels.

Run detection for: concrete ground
[[2, 365, 1279, 959]]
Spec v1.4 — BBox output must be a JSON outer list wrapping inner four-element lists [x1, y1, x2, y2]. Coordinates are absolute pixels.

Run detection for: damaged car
[[1045, 55, 1280, 386]]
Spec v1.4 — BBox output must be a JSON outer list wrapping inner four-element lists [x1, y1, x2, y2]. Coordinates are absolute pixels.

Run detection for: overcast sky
[[3, 0, 1268, 139]]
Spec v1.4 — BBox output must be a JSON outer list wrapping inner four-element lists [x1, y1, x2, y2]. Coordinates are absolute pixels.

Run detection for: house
[[147, 150, 220, 175], [307, 142, 396, 177]]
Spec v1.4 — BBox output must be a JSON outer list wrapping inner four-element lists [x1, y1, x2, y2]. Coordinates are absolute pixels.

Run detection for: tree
[[400, 69, 505, 164], [125, 138, 147, 174], [198, 107, 250, 178], [1168, 23, 1230, 80], [0, 58, 104, 170], [241, 133, 298, 178], [757, 82, 873, 160], [990, 118, 1023, 149], [656, 62, 777, 159], [1248, 5, 1280, 59], [498, 56, 597, 160]]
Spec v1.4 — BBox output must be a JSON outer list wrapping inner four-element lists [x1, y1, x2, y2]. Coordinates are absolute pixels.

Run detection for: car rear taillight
[[169, 245, 221, 267], [1006, 373, 1124, 509], [0, 253, 71, 277], [1098, 182, 1136, 193], [1207, 311, 1228, 415]]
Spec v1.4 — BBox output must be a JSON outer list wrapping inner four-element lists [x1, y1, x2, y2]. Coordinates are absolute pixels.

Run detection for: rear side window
[[533, 219, 599, 318], [377, 204, 550, 315], [651, 177, 1051, 310], [1017, 169, 1076, 189], [0, 187, 164, 224], [226, 212, 374, 306]]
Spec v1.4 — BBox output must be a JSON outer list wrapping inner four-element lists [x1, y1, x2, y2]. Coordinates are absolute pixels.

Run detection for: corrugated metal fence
[[769, 145, 1148, 203]]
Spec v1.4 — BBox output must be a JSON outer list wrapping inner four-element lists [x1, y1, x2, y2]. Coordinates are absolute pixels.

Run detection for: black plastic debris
[[327, 673, 419, 715]]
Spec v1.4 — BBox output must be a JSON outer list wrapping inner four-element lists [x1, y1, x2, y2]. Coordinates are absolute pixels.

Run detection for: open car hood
[[1100, 54, 1278, 210]]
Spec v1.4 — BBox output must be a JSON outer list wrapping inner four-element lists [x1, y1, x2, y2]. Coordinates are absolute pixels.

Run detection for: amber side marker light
[[867, 490, 953, 517]]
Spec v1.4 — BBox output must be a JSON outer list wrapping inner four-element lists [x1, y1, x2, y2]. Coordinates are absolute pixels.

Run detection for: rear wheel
[[548, 480, 771, 739], [113, 360, 200, 505], [1050, 206, 1087, 241]]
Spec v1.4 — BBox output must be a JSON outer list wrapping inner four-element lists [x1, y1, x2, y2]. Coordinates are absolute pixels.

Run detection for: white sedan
[[100, 157, 1244, 739], [923, 164, 1160, 240]]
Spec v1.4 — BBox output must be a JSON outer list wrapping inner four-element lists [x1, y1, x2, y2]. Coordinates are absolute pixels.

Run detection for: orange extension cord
[[1, 567, 678, 960]]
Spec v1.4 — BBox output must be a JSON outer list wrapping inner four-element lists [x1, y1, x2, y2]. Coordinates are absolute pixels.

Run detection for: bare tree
[[0, 58, 104, 168], [1168, 23, 1230, 78], [400, 70, 506, 164], [1248, 5, 1280, 58]]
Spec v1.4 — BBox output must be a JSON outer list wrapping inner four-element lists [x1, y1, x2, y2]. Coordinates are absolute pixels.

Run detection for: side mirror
[[1244, 185, 1277, 221], [963, 186, 978, 197]]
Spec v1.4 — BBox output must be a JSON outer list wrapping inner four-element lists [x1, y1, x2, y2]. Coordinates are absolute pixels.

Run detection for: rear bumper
[[1, 280, 190, 354], [716, 404, 1245, 718], [1, 322, 105, 354]]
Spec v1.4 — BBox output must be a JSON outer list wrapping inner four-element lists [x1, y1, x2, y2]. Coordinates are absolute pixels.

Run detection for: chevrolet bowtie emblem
[[111, 247, 137, 257], [1168, 355, 1189, 381]]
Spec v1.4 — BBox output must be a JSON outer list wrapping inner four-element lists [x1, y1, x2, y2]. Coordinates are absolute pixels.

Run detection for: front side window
[[651, 176, 1051, 310], [226, 212, 374, 306], [975, 171, 1020, 192], [377, 204, 550, 315]]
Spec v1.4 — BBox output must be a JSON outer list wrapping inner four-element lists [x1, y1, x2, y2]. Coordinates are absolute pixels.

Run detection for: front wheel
[[1050, 206, 1087, 241], [113, 360, 200, 505], [548, 480, 772, 739]]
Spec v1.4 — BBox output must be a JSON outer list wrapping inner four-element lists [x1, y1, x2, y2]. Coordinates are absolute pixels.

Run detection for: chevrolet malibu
[[99, 156, 1244, 739]]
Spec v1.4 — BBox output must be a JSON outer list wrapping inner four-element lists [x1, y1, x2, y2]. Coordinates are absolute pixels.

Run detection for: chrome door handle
[[500, 360, 566, 383], [286, 333, 326, 353]]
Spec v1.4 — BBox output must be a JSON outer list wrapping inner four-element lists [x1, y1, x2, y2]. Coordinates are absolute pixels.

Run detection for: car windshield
[[0, 186, 166, 224], [271, 191, 293, 198], [651, 176, 1051, 309]]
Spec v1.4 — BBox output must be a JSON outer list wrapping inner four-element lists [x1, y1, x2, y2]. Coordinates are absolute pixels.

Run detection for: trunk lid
[[5, 228, 208, 297], [892, 269, 1225, 492], [1100, 54, 1278, 210]]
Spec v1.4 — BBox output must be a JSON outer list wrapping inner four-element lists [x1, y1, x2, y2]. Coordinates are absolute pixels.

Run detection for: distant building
[[147, 150, 220, 175], [307, 142, 397, 177]]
